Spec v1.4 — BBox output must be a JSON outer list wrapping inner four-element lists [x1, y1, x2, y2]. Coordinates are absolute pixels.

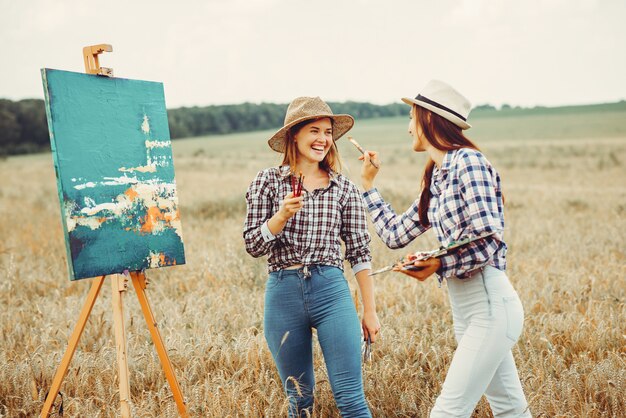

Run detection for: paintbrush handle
[[349, 137, 379, 169], [297, 175, 304, 196]]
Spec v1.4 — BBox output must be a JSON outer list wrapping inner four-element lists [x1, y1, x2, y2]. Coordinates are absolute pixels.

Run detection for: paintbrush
[[297, 171, 304, 196], [292, 171, 304, 197], [348, 136, 379, 169]]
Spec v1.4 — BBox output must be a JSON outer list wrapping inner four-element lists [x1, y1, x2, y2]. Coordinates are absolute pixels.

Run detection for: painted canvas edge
[[41, 68, 77, 280]]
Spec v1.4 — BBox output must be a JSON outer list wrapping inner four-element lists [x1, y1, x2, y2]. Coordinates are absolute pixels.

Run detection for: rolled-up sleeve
[[341, 183, 372, 274], [243, 171, 278, 257]]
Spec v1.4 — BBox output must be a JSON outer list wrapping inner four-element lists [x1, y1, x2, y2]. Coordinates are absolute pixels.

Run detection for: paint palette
[[41, 69, 185, 280]]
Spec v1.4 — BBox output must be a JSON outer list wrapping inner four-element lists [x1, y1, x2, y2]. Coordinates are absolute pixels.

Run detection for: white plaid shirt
[[244, 165, 371, 274], [363, 148, 506, 281]]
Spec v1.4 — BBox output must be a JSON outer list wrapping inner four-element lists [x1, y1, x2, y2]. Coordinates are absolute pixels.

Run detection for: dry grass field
[[0, 110, 625, 417]]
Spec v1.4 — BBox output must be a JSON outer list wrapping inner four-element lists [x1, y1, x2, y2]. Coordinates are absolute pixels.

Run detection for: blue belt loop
[[277, 270, 284, 280]]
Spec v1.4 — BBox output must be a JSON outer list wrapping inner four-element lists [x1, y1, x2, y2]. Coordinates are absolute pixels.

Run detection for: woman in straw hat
[[359, 80, 531, 417], [244, 96, 380, 417]]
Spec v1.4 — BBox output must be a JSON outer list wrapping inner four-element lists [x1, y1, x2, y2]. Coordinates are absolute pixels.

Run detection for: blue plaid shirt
[[363, 148, 506, 281]]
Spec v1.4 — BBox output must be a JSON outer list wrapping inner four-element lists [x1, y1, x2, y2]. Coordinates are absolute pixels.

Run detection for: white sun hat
[[402, 80, 472, 129]]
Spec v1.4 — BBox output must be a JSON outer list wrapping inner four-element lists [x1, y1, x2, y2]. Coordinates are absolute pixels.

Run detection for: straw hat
[[402, 80, 472, 129], [268, 96, 355, 152]]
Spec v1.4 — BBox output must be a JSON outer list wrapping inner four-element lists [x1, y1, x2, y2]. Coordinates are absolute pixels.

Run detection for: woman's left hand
[[393, 257, 442, 282], [361, 310, 381, 343]]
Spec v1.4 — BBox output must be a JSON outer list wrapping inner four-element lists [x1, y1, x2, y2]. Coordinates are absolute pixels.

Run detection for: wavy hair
[[415, 105, 482, 227]]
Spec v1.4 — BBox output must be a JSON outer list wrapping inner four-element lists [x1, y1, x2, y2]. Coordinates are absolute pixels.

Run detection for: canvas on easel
[[39, 45, 188, 418], [42, 68, 185, 280]]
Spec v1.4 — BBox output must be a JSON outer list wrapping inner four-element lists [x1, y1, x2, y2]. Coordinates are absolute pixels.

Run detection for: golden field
[[0, 110, 625, 417]]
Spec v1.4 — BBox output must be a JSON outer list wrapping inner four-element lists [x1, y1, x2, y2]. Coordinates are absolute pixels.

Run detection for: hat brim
[[267, 114, 355, 153], [402, 97, 471, 130]]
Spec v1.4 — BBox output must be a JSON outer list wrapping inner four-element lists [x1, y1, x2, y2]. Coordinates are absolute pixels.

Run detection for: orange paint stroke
[[140, 206, 166, 233], [156, 252, 177, 267], [124, 187, 139, 201], [140, 206, 180, 234], [164, 209, 180, 222]]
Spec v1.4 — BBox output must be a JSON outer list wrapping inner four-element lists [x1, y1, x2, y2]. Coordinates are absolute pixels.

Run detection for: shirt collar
[[278, 165, 292, 178], [277, 165, 340, 187], [439, 149, 456, 172], [432, 149, 456, 180]]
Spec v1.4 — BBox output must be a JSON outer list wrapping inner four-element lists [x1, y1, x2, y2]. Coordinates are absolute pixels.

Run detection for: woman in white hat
[[359, 80, 531, 417], [244, 96, 380, 417]]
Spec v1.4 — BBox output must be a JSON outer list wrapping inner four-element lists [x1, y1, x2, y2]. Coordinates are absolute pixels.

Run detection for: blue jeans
[[264, 265, 371, 418]]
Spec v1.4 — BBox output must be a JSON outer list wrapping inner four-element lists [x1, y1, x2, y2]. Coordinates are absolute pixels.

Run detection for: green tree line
[[0, 99, 50, 155], [2, 98, 624, 156], [0, 99, 408, 156]]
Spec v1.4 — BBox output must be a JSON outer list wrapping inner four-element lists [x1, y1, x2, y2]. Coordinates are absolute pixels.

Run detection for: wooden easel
[[40, 45, 188, 418]]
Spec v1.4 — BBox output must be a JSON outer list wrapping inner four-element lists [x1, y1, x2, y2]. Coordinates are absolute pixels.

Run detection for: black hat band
[[415, 94, 467, 122]]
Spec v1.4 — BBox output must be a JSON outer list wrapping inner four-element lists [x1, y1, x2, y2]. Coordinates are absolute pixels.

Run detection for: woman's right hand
[[359, 150, 380, 191], [277, 192, 304, 221]]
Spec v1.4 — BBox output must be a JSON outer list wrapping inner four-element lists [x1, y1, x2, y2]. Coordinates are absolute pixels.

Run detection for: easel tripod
[[40, 272, 188, 417], [40, 45, 188, 418]]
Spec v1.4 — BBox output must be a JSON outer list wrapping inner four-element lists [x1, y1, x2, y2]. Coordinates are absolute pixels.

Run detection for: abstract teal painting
[[41, 69, 185, 280]]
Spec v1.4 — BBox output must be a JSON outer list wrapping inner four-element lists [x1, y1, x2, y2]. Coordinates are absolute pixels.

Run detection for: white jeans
[[431, 266, 532, 418]]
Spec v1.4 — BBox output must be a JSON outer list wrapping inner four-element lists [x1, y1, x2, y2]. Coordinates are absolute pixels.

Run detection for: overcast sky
[[1, 0, 625, 108]]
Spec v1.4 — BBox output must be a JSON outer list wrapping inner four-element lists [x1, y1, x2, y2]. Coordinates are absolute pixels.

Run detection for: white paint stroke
[[147, 251, 161, 268], [73, 175, 139, 190], [74, 181, 97, 190], [100, 175, 140, 186], [65, 201, 77, 232], [118, 165, 157, 173], [145, 139, 171, 149], [81, 202, 126, 216], [66, 180, 183, 240], [115, 139, 170, 174], [76, 217, 105, 230], [141, 114, 150, 134]]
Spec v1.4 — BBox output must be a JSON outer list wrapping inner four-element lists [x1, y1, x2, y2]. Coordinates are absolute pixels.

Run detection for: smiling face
[[293, 117, 334, 164]]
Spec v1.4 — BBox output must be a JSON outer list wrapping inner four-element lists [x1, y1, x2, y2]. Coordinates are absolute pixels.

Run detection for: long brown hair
[[415, 105, 481, 227], [281, 117, 343, 174]]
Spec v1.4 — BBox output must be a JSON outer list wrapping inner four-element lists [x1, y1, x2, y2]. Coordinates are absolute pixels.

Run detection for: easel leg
[[131, 271, 188, 418], [40, 276, 106, 418], [112, 274, 132, 418]]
